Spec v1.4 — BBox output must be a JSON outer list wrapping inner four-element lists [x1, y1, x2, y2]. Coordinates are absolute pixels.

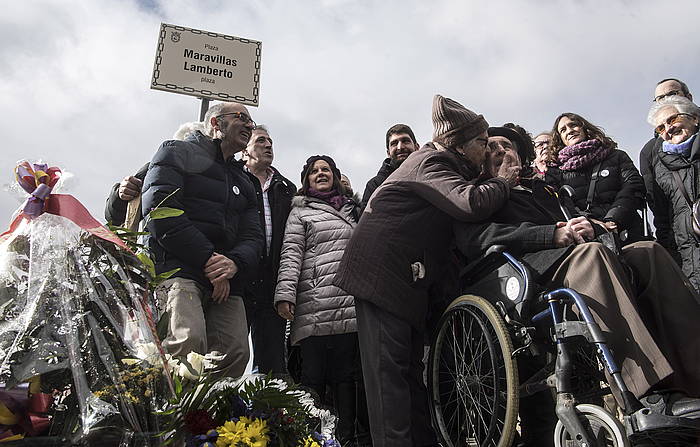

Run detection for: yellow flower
[[215, 418, 269, 447], [299, 436, 320, 447]]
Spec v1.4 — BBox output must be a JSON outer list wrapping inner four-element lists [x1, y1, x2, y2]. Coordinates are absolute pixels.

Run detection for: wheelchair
[[427, 246, 700, 447]]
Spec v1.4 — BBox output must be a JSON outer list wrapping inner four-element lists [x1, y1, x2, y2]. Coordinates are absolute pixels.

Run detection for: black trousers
[[299, 333, 358, 391], [243, 281, 288, 375], [300, 333, 360, 446], [356, 299, 436, 447]]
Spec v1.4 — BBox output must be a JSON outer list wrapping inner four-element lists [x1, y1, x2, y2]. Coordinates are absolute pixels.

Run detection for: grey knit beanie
[[432, 94, 489, 142]]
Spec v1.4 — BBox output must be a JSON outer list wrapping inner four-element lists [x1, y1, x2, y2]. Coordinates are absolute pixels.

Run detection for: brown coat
[[334, 142, 510, 328]]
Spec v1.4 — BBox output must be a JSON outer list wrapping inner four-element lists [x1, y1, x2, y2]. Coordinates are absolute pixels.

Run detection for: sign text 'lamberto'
[[151, 23, 261, 106]]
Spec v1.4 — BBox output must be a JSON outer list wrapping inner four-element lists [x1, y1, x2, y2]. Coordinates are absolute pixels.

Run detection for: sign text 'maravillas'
[[183, 48, 238, 78]]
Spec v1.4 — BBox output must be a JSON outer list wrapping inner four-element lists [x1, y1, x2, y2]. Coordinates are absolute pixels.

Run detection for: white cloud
[[1, 0, 699, 226]]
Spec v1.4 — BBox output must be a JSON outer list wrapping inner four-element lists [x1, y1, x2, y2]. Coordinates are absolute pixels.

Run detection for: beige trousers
[[157, 277, 249, 378]]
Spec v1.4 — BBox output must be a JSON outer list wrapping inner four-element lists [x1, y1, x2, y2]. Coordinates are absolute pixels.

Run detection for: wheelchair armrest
[[460, 249, 508, 284], [459, 248, 535, 306]]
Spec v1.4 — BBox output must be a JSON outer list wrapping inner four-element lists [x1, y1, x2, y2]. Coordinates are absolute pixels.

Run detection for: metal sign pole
[[199, 98, 210, 121]]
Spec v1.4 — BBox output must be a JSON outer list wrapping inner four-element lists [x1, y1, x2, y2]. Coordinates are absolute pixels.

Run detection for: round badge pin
[[600, 169, 610, 177], [232, 186, 240, 195]]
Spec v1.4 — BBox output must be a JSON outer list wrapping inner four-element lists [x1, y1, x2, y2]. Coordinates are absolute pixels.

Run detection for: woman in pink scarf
[[545, 113, 646, 244]]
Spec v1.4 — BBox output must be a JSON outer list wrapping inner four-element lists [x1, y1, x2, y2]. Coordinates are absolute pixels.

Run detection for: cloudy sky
[[1, 0, 699, 226]]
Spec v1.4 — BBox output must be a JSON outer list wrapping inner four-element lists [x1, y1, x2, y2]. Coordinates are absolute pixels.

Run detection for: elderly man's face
[[487, 136, 521, 176], [654, 80, 689, 103], [654, 106, 699, 145], [217, 103, 256, 151], [245, 129, 274, 166]]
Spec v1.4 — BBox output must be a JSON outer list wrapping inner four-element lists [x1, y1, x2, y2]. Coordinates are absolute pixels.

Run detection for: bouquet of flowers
[[160, 354, 340, 447], [0, 162, 172, 445]]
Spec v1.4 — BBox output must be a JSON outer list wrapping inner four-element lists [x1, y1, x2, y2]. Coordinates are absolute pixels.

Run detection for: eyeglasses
[[654, 112, 694, 134], [216, 111, 256, 127], [653, 90, 683, 102]]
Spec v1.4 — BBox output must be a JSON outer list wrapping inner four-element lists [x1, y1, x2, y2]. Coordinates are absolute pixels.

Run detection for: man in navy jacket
[[142, 102, 263, 377]]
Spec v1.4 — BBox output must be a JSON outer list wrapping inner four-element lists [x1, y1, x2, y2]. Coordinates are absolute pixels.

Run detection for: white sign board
[[151, 23, 261, 106]]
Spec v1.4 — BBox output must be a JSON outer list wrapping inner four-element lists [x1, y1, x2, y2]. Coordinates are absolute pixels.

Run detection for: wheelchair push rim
[[428, 294, 519, 447]]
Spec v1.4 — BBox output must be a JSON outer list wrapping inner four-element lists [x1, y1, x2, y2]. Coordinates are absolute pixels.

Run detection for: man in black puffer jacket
[[360, 123, 419, 209], [142, 102, 263, 378]]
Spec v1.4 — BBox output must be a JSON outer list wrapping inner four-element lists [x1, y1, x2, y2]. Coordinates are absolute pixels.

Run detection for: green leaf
[[155, 268, 180, 281], [137, 253, 156, 277], [156, 311, 170, 341], [149, 207, 184, 220], [174, 374, 182, 396]]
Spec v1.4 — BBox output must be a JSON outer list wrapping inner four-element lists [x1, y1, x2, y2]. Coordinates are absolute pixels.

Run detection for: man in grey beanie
[[334, 95, 520, 446]]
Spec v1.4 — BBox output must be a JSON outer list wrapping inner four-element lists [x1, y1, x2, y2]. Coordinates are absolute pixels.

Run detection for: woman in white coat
[[275, 155, 362, 445]]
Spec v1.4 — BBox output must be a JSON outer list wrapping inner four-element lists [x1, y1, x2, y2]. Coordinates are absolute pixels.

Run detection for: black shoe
[[640, 392, 700, 418]]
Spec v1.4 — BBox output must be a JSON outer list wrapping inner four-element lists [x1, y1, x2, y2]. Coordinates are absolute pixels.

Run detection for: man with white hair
[[241, 125, 296, 374], [142, 102, 263, 377], [104, 122, 205, 227]]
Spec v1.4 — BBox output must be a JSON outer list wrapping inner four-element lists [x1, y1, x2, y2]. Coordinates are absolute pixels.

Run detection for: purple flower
[[229, 395, 248, 417]]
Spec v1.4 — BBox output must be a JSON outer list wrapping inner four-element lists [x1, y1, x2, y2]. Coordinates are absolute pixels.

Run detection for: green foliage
[[148, 207, 184, 220], [158, 374, 326, 446]]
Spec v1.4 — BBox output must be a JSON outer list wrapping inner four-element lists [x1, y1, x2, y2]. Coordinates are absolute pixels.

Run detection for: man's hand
[[553, 222, 577, 247], [276, 301, 295, 321], [497, 151, 521, 186], [567, 216, 594, 241], [204, 253, 239, 282], [211, 277, 230, 303], [118, 176, 143, 201], [553, 217, 594, 247]]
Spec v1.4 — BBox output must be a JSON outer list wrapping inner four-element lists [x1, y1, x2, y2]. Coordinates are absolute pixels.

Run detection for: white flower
[[134, 342, 161, 364], [186, 352, 206, 376]]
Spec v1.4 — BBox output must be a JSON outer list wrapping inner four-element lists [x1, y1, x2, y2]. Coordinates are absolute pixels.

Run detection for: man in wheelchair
[[450, 126, 700, 446]]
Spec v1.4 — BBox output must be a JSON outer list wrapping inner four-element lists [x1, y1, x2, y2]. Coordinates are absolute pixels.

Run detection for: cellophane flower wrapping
[[0, 212, 170, 444]]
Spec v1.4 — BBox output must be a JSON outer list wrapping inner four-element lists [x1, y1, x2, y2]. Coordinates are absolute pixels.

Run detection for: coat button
[[232, 186, 240, 195]]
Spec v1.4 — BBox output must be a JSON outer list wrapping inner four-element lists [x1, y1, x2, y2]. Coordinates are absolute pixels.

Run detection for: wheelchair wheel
[[554, 404, 629, 447], [428, 294, 519, 447]]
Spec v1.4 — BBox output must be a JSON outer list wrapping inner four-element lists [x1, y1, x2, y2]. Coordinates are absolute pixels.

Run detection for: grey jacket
[[274, 195, 358, 345]]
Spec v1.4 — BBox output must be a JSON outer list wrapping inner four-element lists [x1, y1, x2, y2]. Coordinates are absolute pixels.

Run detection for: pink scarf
[[307, 188, 347, 210], [557, 139, 612, 171]]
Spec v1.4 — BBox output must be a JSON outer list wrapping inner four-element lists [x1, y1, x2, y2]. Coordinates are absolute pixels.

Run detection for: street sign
[[151, 23, 262, 106]]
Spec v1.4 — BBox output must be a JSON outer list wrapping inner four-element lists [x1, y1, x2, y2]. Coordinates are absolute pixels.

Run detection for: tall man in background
[[242, 125, 296, 374], [361, 123, 420, 209]]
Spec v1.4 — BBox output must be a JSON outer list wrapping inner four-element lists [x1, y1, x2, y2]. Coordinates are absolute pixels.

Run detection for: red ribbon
[[0, 389, 50, 438], [1, 193, 130, 252]]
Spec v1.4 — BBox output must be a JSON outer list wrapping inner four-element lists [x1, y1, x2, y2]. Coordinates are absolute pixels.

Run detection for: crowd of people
[[103, 77, 700, 447]]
